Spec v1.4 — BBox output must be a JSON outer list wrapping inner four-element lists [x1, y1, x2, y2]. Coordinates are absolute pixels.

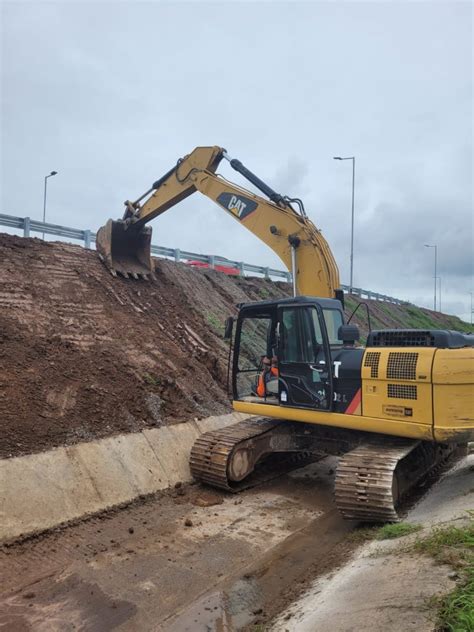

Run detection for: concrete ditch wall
[[0, 412, 249, 543]]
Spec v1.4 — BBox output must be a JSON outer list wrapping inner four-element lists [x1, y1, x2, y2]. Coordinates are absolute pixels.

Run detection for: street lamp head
[[333, 157, 343, 160], [50, 171, 58, 176]]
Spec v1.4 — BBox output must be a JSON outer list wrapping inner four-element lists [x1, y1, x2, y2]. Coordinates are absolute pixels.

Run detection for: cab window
[[238, 315, 272, 371], [323, 309, 343, 345], [281, 308, 319, 363], [235, 313, 274, 399]]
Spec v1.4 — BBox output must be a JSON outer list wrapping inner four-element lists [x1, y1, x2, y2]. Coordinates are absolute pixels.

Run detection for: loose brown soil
[[0, 234, 287, 458]]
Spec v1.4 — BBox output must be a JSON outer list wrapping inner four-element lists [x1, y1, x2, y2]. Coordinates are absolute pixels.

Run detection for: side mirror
[[224, 316, 234, 340], [338, 324, 360, 345]]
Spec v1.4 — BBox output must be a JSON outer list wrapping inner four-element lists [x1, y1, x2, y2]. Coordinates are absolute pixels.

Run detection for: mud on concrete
[[1, 449, 470, 631], [0, 412, 247, 542], [0, 458, 358, 632], [271, 454, 474, 632]]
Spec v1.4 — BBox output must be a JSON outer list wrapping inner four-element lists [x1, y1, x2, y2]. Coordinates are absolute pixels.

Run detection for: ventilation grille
[[387, 384, 417, 400], [364, 352, 381, 378], [369, 331, 435, 347], [387, 352, 418, 380]]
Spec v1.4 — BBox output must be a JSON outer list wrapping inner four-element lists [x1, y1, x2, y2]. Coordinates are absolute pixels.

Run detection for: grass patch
[[143, 372, 160, 386], [443, 317, 472, 334], [437, 574, 474, 632], [205, 312, 223, 335], [414, 521, 474, 631], [376, 522, 422, 540], [349, 521, 422, 543], [414, 522, 474, 570]]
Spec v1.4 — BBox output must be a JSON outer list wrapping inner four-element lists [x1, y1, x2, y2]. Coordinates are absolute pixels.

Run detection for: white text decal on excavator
[[319, 360, 342, 378], [216, 192, 258, 221], [228, 195, 247, 217]]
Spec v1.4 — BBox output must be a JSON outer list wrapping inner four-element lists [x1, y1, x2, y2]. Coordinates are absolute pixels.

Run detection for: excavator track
[[334, 439, 456, 522], [191, 418, 460, 522], [189, 417, 320, 492]]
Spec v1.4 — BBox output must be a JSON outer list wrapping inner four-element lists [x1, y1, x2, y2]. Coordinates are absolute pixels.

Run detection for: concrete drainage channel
[[0, 412, 249, 542], [0, 418, 472, 631]]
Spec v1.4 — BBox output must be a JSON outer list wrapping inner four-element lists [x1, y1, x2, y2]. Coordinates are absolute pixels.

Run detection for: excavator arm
[[96, 146, 341, 298]]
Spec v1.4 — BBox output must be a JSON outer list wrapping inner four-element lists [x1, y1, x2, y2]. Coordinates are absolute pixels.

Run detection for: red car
[[186, 260, 240, 276]]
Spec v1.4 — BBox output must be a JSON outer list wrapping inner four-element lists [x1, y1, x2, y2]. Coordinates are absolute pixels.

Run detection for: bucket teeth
[[108, 268, 155, 281]]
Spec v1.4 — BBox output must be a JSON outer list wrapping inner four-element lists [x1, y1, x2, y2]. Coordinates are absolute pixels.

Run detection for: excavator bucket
[[96, 219, 154, 279]]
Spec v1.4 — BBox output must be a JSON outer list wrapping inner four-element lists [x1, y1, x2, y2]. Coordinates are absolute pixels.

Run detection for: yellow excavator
[[97, 146, 473, 522]]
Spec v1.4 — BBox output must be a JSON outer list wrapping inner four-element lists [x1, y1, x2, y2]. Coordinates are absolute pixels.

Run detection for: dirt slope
[[0, 233, 470, 458], [0, 234, 285, 458]]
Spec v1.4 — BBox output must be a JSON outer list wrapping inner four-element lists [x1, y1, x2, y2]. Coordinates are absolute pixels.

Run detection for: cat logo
[[228, 195, 247, 217], [216, 192, 258, 221]]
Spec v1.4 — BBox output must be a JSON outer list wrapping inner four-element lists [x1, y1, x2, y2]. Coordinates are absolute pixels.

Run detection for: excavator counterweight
[[96, 219, 154, 279]]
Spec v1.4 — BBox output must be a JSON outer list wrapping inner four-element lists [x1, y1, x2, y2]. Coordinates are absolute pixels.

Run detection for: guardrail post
[[264, 267, 270, 280], [286, 272, 292, 283], [174, 248, 181, 263], [209, 255, 215, 270], [238, 262, 245, 277], [83, 230, 91, 249], [23, 217, 31, 238]]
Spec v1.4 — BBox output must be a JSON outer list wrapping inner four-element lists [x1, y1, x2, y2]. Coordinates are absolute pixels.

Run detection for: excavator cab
[[231, 296, 359, 412]]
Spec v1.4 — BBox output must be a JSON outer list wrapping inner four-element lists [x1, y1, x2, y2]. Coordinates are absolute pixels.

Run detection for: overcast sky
[[1, 1, 472, 320]]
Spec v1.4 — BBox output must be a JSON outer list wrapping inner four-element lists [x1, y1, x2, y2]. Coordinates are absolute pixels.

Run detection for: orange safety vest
[[256, 366, 279, 397]]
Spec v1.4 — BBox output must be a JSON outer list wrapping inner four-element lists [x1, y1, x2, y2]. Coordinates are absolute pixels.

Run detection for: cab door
[[278, 305, 333, 410]]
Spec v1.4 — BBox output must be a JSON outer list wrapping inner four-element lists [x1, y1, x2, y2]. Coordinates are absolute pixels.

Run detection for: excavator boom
[[96, 146, 341, 297]]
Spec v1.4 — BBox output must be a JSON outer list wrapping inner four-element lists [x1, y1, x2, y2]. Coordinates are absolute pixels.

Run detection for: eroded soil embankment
[[0, 233, 469, 459], [0, 234, 287, 458]]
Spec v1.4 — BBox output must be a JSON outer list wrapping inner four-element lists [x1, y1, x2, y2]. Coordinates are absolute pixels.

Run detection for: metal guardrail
[[0, 213, 404, 305]]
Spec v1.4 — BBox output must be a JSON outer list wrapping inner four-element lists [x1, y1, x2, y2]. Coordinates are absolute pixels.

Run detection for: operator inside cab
[[256, 355, 279, 397]]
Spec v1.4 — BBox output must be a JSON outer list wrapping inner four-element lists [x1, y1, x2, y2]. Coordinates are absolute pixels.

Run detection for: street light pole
[[43, 170, 58, 239], [333, 156, 355, 293], [424, 244, 437, 311], [438, 277, 441, 313]]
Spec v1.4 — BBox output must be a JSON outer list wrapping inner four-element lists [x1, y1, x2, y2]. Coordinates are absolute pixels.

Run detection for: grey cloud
[[1, 1, 472, 320]]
